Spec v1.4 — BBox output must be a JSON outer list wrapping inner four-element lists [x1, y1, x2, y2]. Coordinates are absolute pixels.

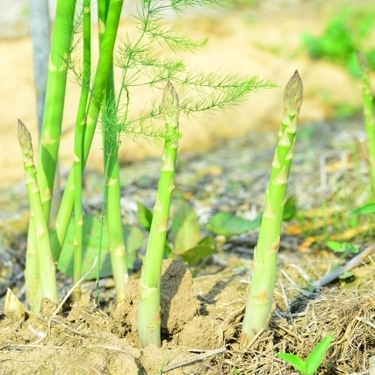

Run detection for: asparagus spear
[[18, 120, 59, 312], [137, 82, 181, 348], [241, 71, 303, 346]]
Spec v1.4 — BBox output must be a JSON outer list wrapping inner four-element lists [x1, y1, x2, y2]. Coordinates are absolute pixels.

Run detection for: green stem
[[241, 71, 303, 346], [37, 0, 76, 220], [99, 0, 129, 305], [25, 234, 40, 313], [25, 0, 76, 309], [138, 82, 181, 348], [72, 0, 92, 302], [18, 120, 58, 312], [50, 0, 124, 261], [357, 51, 375, 198]]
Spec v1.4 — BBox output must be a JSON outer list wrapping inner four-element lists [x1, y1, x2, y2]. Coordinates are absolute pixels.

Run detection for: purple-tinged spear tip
[[357, 51, 369, 75], [284, 70, 303, 115], [17, 119, 33, 152], [163, 81, 179, 120]]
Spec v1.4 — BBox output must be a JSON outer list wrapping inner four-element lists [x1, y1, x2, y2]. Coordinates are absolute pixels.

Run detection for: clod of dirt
[[177, 315, 221, 349], [112, 258, 199, 344], [160, 258, 199, 338]]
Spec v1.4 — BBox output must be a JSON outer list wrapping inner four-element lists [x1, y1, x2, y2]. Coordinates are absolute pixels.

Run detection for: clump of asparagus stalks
[[241, 71, 303, 346], [137, 82, 181, 348], [17, 120, 59, 311]]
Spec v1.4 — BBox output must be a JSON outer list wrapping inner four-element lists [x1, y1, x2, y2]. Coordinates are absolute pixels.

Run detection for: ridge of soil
[[1, 117, 375, 374]]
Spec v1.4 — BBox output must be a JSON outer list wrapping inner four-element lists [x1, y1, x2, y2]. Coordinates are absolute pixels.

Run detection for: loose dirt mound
[[1, 254, 375, 374]]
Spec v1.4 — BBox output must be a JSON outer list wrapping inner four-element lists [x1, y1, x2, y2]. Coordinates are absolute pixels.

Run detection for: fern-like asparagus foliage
[[69, 0, 276, 144]]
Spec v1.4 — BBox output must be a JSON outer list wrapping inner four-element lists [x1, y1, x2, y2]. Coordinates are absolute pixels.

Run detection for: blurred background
[[0, 0, 374, 188]]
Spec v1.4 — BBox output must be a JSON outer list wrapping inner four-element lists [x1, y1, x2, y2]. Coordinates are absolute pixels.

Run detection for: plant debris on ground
[[1, 117, 375, 374]]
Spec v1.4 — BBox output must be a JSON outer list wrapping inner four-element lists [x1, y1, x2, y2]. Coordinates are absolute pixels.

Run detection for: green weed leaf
[[338, 271, 354, 280], [283, 196, 297, 221], [169, 201, 202, 252], [326, 241, 358, 254], [350, 202, 375, 216], [276, 353, 307, 374], [136, 201, 153, 230], [180, 236, 217, 265], [59, 215, 144, 279], [206, 212, 262, 237], [306, 334, 333, 375]]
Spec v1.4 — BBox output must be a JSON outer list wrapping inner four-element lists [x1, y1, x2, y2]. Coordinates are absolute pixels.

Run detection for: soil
[[1, 1, 375, 374]]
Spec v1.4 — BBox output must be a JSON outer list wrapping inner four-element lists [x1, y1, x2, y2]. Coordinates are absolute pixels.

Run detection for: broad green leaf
[[58, 215, 144, 280], [179, 236, 217, 265], [327, 241, 358, 254], [306, 335, 333, 375], [164, 241, 173, 259], [136, 201, 153, 230], [283, 196, 297, 221], [276, 353, 307, 375], [338, 271, 354, 280], [206, 212, 262, 237], [169, 201, 202, 252], [326, 241, 342, 252], [350, 202, 375, 216], [124, 224, 145, 269]]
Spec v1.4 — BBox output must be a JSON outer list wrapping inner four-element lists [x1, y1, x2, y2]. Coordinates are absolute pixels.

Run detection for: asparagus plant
[[18, 120, 59, 312], [49, 0, 124, 263], [71, 0, 91, 302], [35, 0, 76, 221], [21, 0, 274, 314], [138, 81, 180, 348], [357, 51, 375, 198], [241, 71, 303, 346], [24, 0, 76, 309]]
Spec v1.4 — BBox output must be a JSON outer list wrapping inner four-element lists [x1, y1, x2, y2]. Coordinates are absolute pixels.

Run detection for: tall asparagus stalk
[[357, 51, 375, 198], [71, 0, 92, 302], [49, 0, 124, 262], [99, 0, 129, 305], [241, 71, 303, 346], [138, 82, 180, 348], [36, 0, 76, 220], [25, 0, 76, 309], [18, 120, 58, 312]]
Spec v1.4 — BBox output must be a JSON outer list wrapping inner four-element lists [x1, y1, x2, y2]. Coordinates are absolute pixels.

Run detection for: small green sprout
[[350, 202, 375, 216], [326, 241, 359, 256], [276, 334, 333, 375]]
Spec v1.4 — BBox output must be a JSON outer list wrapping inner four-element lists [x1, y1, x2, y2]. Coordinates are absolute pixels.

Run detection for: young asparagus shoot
[[276, 334, 333, 375], [49, 0, 125, 262], [48, 0, 274, 265], [241, 71, 303, 346], [35, 0, 76, 222], [17, 120, 59, 312], [357, 51, 375, 198], [71, 0, 91, 303], [138, 82, 180, 348]]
